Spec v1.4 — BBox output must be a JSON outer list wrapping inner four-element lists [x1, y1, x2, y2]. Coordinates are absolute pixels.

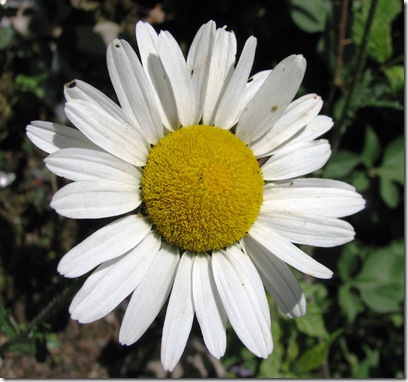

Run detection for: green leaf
[[376, 136, 404, 208], [354, 240, 404, 313], [296, 330, 341, 372], [352, 0, 402, 63], [385, 65, 404, 95], [295, 303, 328, 339], [354, 346, 380, 378], [15, 72, 49, 99], [323, 150, 361, 179], [0, 338, 36, 355], [377, 136, 404, 184], [338, 285, 363, 324], [286, 331, 299, 364], [337, 242, 360, 281], [0, 306, 20, 338], [361, 127, 381, 168], [0, 26, 15, 50], [289, 0, 331, 33], [379, 177, 399, 208], [350, 171, 370, 193]]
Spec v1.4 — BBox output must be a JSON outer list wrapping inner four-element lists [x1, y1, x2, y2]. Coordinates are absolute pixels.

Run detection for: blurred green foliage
[[0, 0, 403, 378]]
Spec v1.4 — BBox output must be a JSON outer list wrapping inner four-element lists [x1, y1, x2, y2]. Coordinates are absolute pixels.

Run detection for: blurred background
[[0, 0, 404, 378]]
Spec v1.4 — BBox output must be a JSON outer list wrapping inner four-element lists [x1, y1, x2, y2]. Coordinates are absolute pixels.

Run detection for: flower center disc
[[142, 125, 263, 252]]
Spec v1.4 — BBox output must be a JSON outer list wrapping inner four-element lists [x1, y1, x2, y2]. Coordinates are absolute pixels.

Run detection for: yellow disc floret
[[141, 125, 263, 252]]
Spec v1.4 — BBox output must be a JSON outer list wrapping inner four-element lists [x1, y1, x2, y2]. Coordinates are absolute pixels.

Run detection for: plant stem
[[331, 0, 379, 155], [333, 0, 350, 87], [29, 278, 82, 330]]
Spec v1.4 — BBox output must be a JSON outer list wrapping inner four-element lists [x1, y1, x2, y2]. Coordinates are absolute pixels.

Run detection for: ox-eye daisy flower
[[26, 21, 365, 371]]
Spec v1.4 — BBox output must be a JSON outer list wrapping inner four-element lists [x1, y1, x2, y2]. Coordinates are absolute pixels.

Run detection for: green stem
[[29, 278, 82, 330], [0, 279, 82, 356], [331, 0, 379, 155]]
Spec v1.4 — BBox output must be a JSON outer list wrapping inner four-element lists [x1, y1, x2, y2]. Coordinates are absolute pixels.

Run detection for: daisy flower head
[[26, 21, 365, 371]]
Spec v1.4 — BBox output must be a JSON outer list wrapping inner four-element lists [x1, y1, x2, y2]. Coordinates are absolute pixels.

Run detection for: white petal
[[242, 236, 306, 318], [69, 256, 117, 315], [64, 80, 135, 125], [58, 215, 152, 277], [212, 245, 272, 358], [290, 115, 334, 144], [64, 79, 150, 147], [236, 55, 306, 144], [44, 148, 141, 185], [26, 121, 98, 154], [136, 21, 179, 130], [242, 70, 271, 109], [51, 180, 141, 219], [249, 221, 333, 279], [187, 20, 216, 123], [107, 39, 163, 144], [158, 31, 196, 127], [257, 211, 356, 247], [250, 94, 323, 157], [268, 177, 356, 191], [70, 231, 161, 323], [262, 180, 366, 218], [202, 27, 237, 125], [120, 243, 180, 345], [161, 251, 195, 372], [261, 140, 331, 180], [214, 36, 257, 129], [192, 253, 227, 359], [65, 100, 149, 166]]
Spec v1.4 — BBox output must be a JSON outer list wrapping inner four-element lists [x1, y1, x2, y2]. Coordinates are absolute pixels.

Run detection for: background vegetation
[[0, 0, 404, 377]]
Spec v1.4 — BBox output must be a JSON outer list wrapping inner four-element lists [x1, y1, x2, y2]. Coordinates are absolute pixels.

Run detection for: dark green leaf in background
[[323, 150, 361, 179], [352, 0, 402, 63], [354, 240, 404, 313], [338, 285, 363, 324], [385, 65, 405, 95], [361, 127, 381, 168], [289, 0, 332, 33], [295, 303, 329, 339], [296, 330, 341, 372]]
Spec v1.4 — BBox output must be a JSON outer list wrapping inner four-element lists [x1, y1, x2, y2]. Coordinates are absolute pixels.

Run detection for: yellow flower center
[[141, 125, 263, 252]]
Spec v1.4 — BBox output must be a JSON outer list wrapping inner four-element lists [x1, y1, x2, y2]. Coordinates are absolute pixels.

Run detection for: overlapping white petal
[[193, 253, 227, 359], [249, 94, 323, 157], [212, 245, 273, 358], [158, 31, 197, 127], [214, 36, 257, 128], [107, 39, 163, 144], [120, 243, 180, 345], [242, 236, 306, 318], [58, 215, 152, 277], [26, 121, 98, 154], [136, 21, 179, 130], [289, 115, 334, 144], [202, 27, 237, 125], [256, 212, 355, 247], [64, 80, 135, 125], [187, 20, 216, 122], [243, 70, 271, 109], [161, 251, 195, 371], [65, 100, 149, 166], [249, 220, 333, 279], [261, 139, 331, 180], [236, 54, 306, 144], [51, 180, 142, 219], [262, 179, 366, 218], [70, 231, 161, 323], [45, 148, 141, 185]]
